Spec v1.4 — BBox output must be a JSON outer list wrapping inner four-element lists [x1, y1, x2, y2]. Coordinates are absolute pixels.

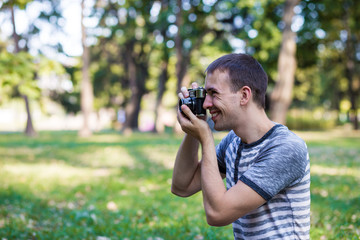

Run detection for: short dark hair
[[205, 53, 268, 109]]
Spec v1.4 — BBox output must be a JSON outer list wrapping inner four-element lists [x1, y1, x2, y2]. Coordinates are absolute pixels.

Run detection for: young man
[[171, 53, 310, 239]]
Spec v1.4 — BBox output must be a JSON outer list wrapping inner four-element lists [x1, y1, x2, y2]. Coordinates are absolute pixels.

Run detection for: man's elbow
[[205, 209, 233, 227], [206, 213, 226, 227], [171, 184, 193, 198]]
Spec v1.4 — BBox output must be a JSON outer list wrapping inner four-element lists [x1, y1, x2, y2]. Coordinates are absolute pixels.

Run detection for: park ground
[[0, 128, 359, 239]]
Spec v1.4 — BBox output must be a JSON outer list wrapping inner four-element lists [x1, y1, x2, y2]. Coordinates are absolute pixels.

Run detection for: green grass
[[0, 130, 359, 239]]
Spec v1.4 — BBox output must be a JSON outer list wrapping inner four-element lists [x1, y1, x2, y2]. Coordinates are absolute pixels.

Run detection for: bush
[[286, 109, 337, 131]]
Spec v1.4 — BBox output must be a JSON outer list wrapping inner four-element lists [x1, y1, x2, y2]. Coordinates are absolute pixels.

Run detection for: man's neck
[[234, 109, 275, 144]]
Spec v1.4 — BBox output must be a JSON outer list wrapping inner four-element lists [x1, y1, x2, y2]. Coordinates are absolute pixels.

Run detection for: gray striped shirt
[[216, 124, 310, 239]]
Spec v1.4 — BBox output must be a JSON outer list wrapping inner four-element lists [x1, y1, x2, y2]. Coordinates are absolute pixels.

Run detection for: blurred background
[[1, 1, 360, 239], [1, 0, 359, 136]]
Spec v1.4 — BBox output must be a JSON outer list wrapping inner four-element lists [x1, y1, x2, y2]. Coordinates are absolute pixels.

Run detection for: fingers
[[178, 104, 210, 140], [177, 82, 200, 123], [180, 104, 197, 122], [178, 82, 199, 98], [191, 82, 198, 89], [177, 105, 190, 127], [177, 104, 194, 124], [182, 86, 189, 98]]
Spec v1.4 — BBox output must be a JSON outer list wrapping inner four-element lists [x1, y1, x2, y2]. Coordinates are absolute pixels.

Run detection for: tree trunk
[[154, 2, 170, 133], [23, 95, 36, 137], [123, 46, 137, 133], [11, 5, 37, 137], [270, 0, 299, 124], [122, 44, 146, 133], [175, 0, 187, 93], [11, 6, 20, 53], [153, 58, 169, 133], [343, 2, 359, 130], [79, 0, 94, 137]]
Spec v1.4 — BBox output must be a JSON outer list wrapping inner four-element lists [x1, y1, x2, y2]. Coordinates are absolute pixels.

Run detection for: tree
[[270, 0, 300, 124], [342, 0, 359, 129], [153, 0, 171, 133], [175, 0, 185, 93], [91, 0, 158, 132], [0, 51, 39, 136], [174, 0, 232, 92], [1, 0, 68, 135], [79, 0, 94, 137], [295, 0, 360, 129], [208, 0, 284, 107], [4, 0, 37, 136]]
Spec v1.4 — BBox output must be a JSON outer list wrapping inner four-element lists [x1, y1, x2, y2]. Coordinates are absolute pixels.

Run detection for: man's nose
[[203, 95, 212, 109]]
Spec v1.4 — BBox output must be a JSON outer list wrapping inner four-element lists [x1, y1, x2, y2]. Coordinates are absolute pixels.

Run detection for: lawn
[[0, 130, 359, 239]]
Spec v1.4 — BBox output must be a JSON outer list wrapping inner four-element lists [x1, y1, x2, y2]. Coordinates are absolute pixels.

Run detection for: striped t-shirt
[[216, 124, 310, 239]]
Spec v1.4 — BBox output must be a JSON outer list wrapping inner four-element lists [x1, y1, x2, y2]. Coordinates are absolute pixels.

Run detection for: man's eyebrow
[[206, 87, 217, 93]]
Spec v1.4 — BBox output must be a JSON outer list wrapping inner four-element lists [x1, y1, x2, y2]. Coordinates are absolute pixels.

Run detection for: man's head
[[205, 53, 268, 109]]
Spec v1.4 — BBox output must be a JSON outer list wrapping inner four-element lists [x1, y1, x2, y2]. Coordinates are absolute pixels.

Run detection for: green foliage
[[0, 50, 39, 103], [0, 131, 359, 239], [232, 0, 284, 82], [295, 0, 360, 115], [49, 91, 81, 114], [1, 0, 31, 9], [1, 0, 359, 130], [38, 57, 66, 76], [42, 63, 81, 114]]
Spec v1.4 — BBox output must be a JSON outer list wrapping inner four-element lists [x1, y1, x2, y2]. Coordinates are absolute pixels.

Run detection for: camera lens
[[179, 98, 194, 113]]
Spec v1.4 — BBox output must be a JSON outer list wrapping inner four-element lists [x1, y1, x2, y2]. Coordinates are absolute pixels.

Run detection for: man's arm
[[171, 133, 202, 197], [200, 134, 266, 226], [171, 83, 204, 197], [179, 106, 267, 226]]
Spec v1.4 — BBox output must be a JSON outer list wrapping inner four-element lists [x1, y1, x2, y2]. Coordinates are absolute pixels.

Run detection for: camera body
[[179, 87, 206, 116]]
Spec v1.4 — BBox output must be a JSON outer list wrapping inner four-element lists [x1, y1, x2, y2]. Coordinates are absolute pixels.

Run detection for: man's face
[[203, 69, 241, 131]]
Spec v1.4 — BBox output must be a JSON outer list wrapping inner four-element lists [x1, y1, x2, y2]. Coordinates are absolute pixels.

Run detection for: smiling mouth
[[210, 111, 220, 121]]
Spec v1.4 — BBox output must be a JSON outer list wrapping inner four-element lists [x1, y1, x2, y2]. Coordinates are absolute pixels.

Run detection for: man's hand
[[177, 82, 211, 143]]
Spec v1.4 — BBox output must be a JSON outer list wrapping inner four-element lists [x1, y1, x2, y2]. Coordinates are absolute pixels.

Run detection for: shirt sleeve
[[239, 139, 308, 201]]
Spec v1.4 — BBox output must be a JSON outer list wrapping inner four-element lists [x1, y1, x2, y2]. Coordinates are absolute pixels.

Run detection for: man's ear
[[239, 86, 252, 105]]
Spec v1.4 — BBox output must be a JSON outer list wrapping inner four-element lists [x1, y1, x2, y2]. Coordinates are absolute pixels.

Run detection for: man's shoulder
[[271, 124, 307, 149], [265, 125, 309, 168]]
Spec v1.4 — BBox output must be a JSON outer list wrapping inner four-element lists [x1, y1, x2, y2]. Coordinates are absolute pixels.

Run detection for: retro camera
[[179, 87, 206, 116]]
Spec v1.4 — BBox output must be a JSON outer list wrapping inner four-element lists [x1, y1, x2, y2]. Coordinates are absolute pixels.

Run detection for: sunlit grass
[[0, 130, 359, 239], [0, 131, 232, 239], [311, 165, 359, 178], [303, 130, 360, 239]]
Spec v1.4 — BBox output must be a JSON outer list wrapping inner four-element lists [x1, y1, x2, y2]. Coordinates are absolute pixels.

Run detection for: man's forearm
[[200, 134, 227, 224], [171, 133, 201, 196]]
